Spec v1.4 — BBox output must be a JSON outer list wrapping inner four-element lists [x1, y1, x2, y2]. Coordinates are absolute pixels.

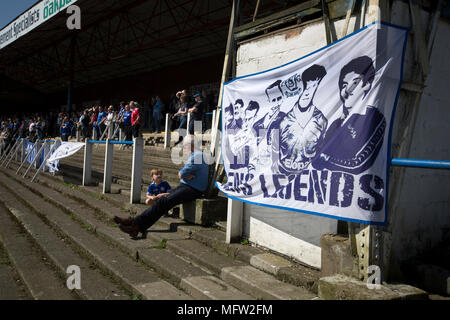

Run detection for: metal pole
[[3, 139, 21, 168], [1, 138, 20, 166], [207, 0, 239, 199], [211, 0, 238, 155], [253, 0, 261, 22], [164, 113, 171, 149], [5, 139, 23, 169]]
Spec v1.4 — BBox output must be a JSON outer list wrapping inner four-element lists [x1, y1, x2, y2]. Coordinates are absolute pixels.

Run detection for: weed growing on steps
[[153, 239, 167, 249], [0, 258, 10, 265]]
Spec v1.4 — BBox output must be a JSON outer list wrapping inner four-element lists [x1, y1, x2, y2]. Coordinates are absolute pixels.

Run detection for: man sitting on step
[[115, 135, 209, 238]]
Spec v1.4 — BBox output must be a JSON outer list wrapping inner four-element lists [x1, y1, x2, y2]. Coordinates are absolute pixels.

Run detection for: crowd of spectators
[[0, 89, 218, 155]]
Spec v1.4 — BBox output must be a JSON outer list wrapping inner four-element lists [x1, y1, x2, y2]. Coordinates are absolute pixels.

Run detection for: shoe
[[113, 216, 134, 226], [119, 223, 140, 238]]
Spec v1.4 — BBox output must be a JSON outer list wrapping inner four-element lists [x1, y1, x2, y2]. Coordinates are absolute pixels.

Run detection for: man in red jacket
[[130, 101, 141, 138]]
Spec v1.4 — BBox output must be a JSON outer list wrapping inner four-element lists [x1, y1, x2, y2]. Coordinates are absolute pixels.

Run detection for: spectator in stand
[[168, 93, 179, 130], [122, 104, 132, 142], [105, 106, 115, 139], [152, 96, 164, 134], [114, 135, 209, 238], [0, 126, 12, 155], [118, 101, 126, 120], [56, 113, 64, 137], [61, 116, 71, 141], [13, 118, 21, 136], [35, 116, 43, 141], [172, 95, 188, 131], [79, 109, 91, 140], [188, 93, 206, 135], [69, 112, 78, 139], [28, 118, 36, 142], [91, 106, 99, 139], [97, 106, 107, 138], [117, 101, 126, 139], [130, 101, 141, 138], [18, 120, 26, 140], [145, 168, 172, 206]]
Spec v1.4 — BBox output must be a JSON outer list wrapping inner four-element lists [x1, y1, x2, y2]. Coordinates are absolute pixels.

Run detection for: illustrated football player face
[[299, 79, 320, 109], [225, 105, 234, 125], [234, 102, 243, 120], [244, 108, 258, 129], [340, 71, 373, 112], [266, 86, 283, 116]]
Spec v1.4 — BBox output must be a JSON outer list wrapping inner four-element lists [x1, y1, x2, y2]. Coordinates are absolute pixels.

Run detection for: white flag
[[46, 142, 85, 172]]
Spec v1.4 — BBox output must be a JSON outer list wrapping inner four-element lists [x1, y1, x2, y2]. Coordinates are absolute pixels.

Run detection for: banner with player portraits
[[217, 22, 409, 225]]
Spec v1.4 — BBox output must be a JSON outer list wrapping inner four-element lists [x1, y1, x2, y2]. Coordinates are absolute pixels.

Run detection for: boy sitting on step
[[146, 168, 172, 206]]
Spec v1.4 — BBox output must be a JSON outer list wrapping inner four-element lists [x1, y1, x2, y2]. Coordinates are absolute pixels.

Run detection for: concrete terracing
[[0, 150, 322, 300], [0, 143, 434, 300]]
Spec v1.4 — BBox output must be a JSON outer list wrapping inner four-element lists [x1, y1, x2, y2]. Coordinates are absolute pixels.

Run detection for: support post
[[83, 139, 92, 186], [211, 0, 238, 156], [226, 198, 243, 243], [187, 113, 191, 135], [1, 138, 19, 166], [210, 109, 217, 147], [103, 139, 113, 193], [130, 137, 143, 204], [4, 139, 22, 168], [164, 113, 171, 149]]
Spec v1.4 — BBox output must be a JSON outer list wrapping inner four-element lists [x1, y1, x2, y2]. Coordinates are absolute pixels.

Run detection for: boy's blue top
[[179, 150, 209, 192], [123, 111, 132, 126], [147, 180, 172, 196]]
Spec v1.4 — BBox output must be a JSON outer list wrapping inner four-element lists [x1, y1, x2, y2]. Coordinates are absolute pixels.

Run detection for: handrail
[[87, 140, 133, 145], [391, 158, 450, 170]]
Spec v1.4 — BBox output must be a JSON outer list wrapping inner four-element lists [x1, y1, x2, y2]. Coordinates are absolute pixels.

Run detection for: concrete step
[[318, 274, 428, 300], [0, 168, 252, 300], [221, 266, 316, 300], [2, 164, 320, 299], [0, 201, 78, 300], [0, 242, 32, 300], [6, 161, 321, 292], [35, 166, 320, 294], [60, 161, 181, 190], [63, 150, 183, 171], [0, 171, 191, 301], [0, 177, 132, 300]]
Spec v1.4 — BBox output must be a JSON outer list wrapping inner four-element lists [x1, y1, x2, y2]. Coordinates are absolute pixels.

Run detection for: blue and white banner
[[26, 141, 44, 167], [217, 22, 408, 225]]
